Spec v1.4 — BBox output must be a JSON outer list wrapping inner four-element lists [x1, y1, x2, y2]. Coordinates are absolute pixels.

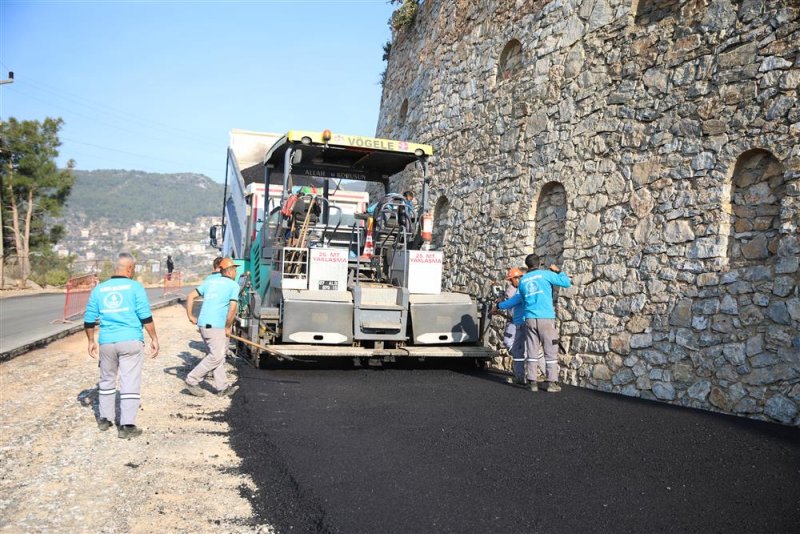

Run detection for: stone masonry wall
[[376, 0, 800, 425]]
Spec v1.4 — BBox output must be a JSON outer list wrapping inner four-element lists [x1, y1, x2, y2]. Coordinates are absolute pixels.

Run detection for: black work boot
[[185, 384, 206, 397], [97, 418, 112, 431], [118, 425, 143, 439], [544, 381, 562, 393], [217, 385, 239, 397]]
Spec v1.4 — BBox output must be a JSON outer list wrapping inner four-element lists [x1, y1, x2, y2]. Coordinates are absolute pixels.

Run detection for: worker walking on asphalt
[[184, 257, 240, 397], [498, 253, 571, 392], [84, 252, 160, 439]]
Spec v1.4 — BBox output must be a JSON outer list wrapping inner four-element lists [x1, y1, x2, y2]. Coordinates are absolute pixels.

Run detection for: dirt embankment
[[0, 305, 274, 533]]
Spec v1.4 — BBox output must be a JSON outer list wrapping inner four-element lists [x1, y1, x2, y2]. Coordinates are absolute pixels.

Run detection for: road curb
[[0, 296, 185, 363]]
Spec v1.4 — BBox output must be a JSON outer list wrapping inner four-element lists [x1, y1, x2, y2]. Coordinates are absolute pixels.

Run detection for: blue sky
[[0, 0, 397, 181]]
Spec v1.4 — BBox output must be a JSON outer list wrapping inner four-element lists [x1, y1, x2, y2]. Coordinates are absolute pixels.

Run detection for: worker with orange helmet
[[184, 257, 241, 398], [500, 266, 528, 386]]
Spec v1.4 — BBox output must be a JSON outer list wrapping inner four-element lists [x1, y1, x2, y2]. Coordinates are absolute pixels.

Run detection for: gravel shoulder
[[0, 304, 273, 533]]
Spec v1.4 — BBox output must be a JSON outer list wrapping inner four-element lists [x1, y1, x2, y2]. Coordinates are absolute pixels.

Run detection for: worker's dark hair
[[524, 254, 540, 270], [213, 256, 223, 270], [403, 190, 414, 200]]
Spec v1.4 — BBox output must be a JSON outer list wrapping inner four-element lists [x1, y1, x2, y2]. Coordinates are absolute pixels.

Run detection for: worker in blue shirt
[[84, 252, 160, 439], [498, 253, 571, 392], [184, 257, 240, 397]]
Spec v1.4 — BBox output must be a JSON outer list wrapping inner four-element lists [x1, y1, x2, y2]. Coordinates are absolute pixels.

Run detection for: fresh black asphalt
[[226, 360, 800, 534]]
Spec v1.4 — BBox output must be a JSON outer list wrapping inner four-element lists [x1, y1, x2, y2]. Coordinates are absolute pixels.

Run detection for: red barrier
[[56, 274, 98, 323], [163, 270, 183, 297]]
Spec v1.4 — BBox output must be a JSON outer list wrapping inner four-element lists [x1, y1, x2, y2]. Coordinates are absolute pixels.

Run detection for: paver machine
[[221, 129, 493, 367]]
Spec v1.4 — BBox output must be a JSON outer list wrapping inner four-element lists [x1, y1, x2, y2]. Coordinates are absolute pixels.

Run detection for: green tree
[[389, 0, 419, 32], [0, 117, 75, 284]]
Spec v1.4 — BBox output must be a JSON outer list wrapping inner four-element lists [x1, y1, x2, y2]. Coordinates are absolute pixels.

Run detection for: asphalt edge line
[[0, 296, 185, 363]]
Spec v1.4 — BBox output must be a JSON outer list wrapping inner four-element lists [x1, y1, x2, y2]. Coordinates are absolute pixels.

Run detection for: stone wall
[[376, 0, 800, 425]]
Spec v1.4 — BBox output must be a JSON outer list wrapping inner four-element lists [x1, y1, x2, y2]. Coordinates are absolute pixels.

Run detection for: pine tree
[[0, 117, 74, 284]]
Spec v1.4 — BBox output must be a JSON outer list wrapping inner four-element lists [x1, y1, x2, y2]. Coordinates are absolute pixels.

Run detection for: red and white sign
[[309, 248, 348, 291]]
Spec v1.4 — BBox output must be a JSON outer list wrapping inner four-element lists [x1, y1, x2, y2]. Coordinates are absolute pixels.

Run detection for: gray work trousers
[[186, 327, 229, 392], [98, 340, 144, 426], [506, 322, 546, 382], [524, 318, 560, 382]]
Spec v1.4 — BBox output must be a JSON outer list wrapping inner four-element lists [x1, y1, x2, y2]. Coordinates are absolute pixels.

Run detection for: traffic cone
[[360, 218, 375, 260]]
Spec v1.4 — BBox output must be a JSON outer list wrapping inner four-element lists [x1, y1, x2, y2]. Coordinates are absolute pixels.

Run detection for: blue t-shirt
[[84, 276, 152, 344], [504, 285, 525, 326], [498, 269, 571, 320], [196, 275, 240, 328]]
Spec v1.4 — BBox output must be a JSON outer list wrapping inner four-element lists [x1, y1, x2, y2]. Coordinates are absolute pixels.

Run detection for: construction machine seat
[[373, 194, 413, 236]]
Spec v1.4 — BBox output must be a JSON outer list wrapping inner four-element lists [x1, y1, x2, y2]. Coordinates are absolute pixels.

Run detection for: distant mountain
[[64, 169, 225, 225]]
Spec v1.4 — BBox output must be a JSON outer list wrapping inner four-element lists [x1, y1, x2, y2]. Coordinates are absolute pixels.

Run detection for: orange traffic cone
[[360, 218, 375, 260]]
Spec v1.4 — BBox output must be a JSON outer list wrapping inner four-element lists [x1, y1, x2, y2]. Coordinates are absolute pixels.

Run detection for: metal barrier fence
[[163, 271, 183, 296], [57, 274, 98, 323]]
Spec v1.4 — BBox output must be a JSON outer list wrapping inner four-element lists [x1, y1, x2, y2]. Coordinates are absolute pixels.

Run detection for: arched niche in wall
[[398, 98, 409, 127], [432, 195, 450, 250], [715, 148, 794, 402], [496, 39, 523, 83], [533, 181, 567, 268], [727, 149, 786, 268]]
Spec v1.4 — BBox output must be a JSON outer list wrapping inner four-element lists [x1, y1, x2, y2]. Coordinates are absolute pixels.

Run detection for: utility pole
[[0, 71, 14, 288]]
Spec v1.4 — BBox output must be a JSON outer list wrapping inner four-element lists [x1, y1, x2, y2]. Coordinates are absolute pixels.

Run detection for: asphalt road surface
[[227, 360, 800, 534], [0, 287, 191, 356]]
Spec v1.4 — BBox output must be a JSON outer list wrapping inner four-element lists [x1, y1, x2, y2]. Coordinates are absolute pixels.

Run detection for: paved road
[[227, 361, 800, 533], [0, 287, 192, 357]]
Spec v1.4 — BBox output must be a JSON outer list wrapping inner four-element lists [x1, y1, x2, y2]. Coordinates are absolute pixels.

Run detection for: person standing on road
[[498, 253, 571, 393], [166, 255, 174, 280], [499, 267, 528, 386], [184, 257, 240, 397], [84, 252, 160, 439]]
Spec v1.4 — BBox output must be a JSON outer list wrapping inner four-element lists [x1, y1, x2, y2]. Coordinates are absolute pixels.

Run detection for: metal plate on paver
[[408, 292, 473, 304], [264, 344, 495, 358]]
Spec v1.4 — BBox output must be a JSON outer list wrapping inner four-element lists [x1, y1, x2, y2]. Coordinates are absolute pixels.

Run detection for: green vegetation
[[381, 1, 417, 85], [1, 117, 75, 284], [390, 0, 419, 32], [65, 169, 224, 225], [379, 40, 392, 86], [29, 249, 75, 287]]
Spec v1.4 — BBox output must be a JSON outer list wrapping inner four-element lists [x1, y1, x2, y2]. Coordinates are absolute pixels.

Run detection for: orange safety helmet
[[219, 258, 236, 271], [505, 267, 524, 280]]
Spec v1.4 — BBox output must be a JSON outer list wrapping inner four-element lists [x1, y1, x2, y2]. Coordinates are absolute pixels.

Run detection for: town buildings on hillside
[[55, 216, 219, 282]]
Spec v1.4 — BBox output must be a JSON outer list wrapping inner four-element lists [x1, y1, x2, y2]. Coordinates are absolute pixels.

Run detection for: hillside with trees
[[64, 169, 224, 225]]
